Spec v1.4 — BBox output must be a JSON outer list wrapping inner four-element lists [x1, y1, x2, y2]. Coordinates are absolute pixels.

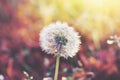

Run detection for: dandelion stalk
[[54, 55, 60, 80]]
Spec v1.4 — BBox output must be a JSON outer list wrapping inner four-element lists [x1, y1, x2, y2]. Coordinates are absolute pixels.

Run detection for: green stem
[[54, 55, 60, 80]]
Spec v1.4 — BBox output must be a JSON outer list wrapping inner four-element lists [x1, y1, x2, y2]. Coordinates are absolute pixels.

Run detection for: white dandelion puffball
[[39, 21, 81, 58], [0, 75, 4, 80]]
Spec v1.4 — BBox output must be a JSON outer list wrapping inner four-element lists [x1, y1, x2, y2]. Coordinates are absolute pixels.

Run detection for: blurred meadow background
[[0, 0, 120, 80]]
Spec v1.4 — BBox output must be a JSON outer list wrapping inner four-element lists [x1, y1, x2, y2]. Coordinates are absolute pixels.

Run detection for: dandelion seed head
[[0, 75, 4, 80], [40, 21, 81, 58]]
